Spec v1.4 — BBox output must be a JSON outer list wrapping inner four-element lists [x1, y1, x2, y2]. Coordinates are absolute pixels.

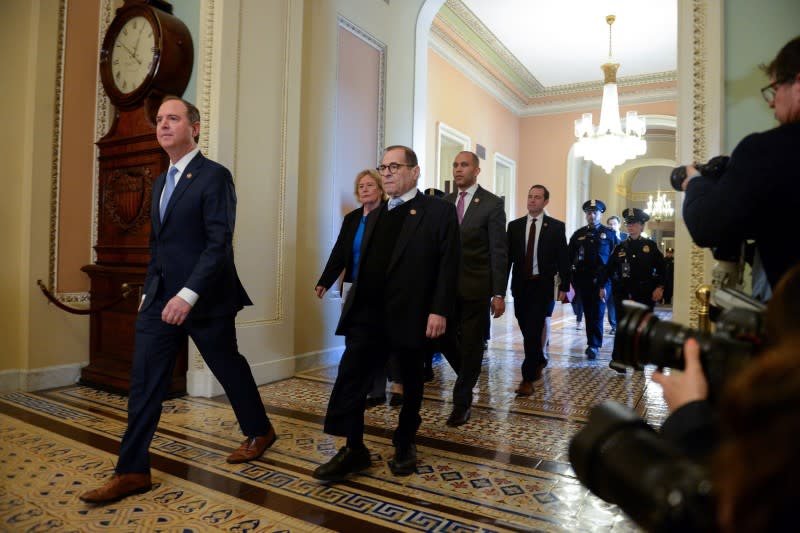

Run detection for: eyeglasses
[[760, 79, 785, 104], [377, 162, 414, 174]]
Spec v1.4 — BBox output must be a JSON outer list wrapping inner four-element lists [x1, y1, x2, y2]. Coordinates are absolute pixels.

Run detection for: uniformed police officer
[[568, 200, 619, 359], [600, 207, 665, 316]]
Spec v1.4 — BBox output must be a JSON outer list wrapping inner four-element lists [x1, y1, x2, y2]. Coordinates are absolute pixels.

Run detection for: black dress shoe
[[366, 395, 386, 408], [388, 444, 417, 476], [446, 406, 471, 427], [585, 346, 598, 360], [389, 393, 404, 406], [312, 446, 371, 482]]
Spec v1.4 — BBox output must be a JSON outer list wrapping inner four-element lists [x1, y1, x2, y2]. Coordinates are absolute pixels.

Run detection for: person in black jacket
[[568, 200, 619, 359], [313, 145, 460, 482], [600, 208, 665, 314], [316, 169, 401, 407], [681, 36, 800, 291], [507, 185, 570, 396]]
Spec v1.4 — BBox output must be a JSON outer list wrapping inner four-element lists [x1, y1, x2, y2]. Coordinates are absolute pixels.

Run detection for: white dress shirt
[[525, 213, 543, 276]]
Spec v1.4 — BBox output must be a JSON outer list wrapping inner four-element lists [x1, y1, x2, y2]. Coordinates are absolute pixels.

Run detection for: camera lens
[[613, 302, 694, 370], [570, 401, 716, 532]]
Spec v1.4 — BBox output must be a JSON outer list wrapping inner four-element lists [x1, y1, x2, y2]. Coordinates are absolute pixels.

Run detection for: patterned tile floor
[[0, 303, 672, 532]]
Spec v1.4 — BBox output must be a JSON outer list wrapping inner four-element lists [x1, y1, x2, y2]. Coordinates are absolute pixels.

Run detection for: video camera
[[570, 290, 766, 532]]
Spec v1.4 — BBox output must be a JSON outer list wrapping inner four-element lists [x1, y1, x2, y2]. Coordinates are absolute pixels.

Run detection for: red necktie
[[524, 218, 536, 278], [456, 191, 467, 224]]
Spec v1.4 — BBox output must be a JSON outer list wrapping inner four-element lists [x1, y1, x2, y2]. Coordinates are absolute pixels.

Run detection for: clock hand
[[116, 41, 142, 65], [133, 25, 145, 60]]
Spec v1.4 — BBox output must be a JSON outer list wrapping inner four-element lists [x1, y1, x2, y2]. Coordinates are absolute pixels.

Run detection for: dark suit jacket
[[444, 186, 507, 301], [141, 152, 251, 319], [507, 214, 570, 300], [316, 206, 365, 290], [337, 191, 460, 349]]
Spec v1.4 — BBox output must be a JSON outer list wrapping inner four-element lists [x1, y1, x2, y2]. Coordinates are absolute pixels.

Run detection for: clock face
[[110, 16, 157, 94]]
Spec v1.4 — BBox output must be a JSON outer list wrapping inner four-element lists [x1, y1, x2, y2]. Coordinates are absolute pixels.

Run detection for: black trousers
[[574, 276, 605, 349], [117, 289, 270, 474], [323, 330, 424, 448], [441, 298, 490, 408], [513, 278, 552, 381]]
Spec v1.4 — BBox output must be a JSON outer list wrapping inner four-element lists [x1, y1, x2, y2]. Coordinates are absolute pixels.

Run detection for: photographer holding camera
[[680, 36, 800, 291], [570, 263, 800, 532]]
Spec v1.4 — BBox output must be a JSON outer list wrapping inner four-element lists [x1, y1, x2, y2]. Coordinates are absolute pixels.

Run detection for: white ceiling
[[460, 0, 677, 87]]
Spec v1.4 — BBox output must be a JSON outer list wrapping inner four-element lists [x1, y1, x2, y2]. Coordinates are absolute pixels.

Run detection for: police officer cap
[[424, 187, 445, 198], [582, 199, 606, 213], [622, 207, 650, 224]]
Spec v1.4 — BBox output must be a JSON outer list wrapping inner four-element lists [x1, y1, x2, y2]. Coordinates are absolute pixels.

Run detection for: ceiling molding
[[431, 0, 678, 117]]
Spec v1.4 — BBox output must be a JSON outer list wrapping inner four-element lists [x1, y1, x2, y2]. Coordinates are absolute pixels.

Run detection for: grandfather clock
[[80, 0, 193, 395]]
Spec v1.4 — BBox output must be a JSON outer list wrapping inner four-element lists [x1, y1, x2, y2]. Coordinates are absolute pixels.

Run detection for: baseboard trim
[[0, 363, 83, 392]]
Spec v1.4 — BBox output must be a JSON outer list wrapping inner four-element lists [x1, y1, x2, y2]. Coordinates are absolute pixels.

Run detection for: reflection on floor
[[0, 303, 672, 532]]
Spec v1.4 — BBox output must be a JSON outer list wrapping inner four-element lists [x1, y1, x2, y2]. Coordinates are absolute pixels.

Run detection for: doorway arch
[[411, 1, 723, 324]]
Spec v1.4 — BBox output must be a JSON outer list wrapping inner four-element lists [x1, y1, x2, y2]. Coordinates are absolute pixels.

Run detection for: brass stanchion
[[695, 284, 712, 333]]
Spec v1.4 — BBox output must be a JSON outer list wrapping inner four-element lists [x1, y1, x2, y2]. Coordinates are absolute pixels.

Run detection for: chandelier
[[574, 15, 646, 174], [644, 190, 674, 221]]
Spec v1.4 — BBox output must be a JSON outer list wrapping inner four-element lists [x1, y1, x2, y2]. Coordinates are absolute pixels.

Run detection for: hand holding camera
[[651, 338, 708, 412], [669, 155, 730, 191]]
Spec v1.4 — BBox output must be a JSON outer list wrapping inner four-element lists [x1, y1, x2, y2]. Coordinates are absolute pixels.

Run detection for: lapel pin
[[186, 173, 193, 179], [543, 222, 548, 227], [410, 209, 417, 215], [474, 197, 480, 203]]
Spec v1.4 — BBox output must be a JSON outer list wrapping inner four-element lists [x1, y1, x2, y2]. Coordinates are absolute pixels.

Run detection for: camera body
[[669, 155, 730, 191], [612, 296, 765, 401]]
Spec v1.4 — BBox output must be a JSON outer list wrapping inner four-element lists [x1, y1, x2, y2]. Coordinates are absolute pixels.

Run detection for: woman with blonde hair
[[315, 169, 402, 406]]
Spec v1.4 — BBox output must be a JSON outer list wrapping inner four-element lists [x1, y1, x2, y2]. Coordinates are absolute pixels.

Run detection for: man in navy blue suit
[[81, 97, 275, 503]]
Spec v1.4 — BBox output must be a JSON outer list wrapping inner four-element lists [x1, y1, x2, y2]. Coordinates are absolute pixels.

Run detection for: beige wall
[[295, 0, 426, 360], [425, 49, 519, 190], [0, 0, 89, 382]]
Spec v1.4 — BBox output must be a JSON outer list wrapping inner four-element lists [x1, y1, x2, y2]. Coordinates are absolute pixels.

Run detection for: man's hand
[[426, 313, 446, 338], [161, 296, 192, 325], [490, 296, 505, 318], [681, 163, 699, 190], [652, 286, 664, 303], [652, 338, 708, 412], [315, 286, 327, 299], [557, 290, 567, 303], [599, 287, 606, 302]]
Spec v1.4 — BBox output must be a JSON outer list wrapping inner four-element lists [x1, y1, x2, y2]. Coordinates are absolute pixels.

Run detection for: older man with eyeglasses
[[680, 35, 800, 292], [312, 145, 460, 482]]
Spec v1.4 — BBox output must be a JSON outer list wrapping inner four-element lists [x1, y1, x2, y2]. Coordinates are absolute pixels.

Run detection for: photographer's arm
[[653, 339, 719, 464]]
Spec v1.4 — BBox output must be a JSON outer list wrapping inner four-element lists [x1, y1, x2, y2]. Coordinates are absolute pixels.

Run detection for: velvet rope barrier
[[36, 279, 141, 315]]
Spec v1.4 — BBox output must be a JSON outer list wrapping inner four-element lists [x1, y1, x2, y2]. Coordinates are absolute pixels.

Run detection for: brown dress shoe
[[227, 425, 277, 464], [515, 380, 534, 396], [534, 360, 548, 382], [79, 473, 152, 503]]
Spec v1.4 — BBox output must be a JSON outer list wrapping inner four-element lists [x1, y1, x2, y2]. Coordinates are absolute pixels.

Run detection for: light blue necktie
[[160, 166, 179, 221], [388, 197, 404, 210]]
